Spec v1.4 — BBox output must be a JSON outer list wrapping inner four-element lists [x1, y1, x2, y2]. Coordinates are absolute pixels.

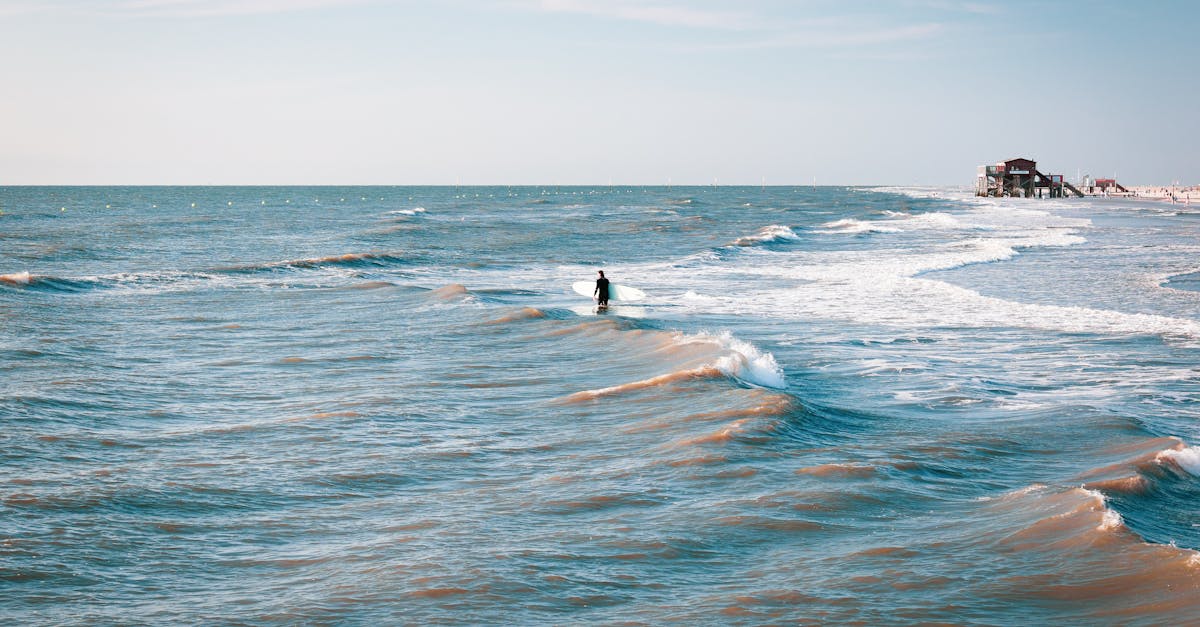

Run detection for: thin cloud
[[520, 1, 947, 50], [694, 22, 944, 51], [790, 23, 944, 48], [117, 0, 374, 17], [533, 0, 760, 30], [0, 0, 375, 18], [910, 0, 1000, 15]]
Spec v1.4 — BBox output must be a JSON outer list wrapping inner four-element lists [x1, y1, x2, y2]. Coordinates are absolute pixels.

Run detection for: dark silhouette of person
[[594, 270, 610, 309]]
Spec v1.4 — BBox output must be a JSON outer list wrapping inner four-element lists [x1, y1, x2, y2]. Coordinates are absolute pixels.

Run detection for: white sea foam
[[760, 274, 1200, 339], [0, 271, 32, 285], [519, 193, 1198, 345], [905, 212, 968, 230], [688, 330, 786, 389], [741, 237, 1021, 281], [732, 225, 800, 246], [1016, 483, 1049, 496], [868, 186, 949, 198], [1098, 508, 1124, 531], [978, 483, 1048, 502], [1158, 268, 1200, 294], [1159, 446, 1200, 476], [815, 218, 901, 234], [818, 212, 970, 235], [1076, 487, 1125, 532], [630, 197, 1200, 341]]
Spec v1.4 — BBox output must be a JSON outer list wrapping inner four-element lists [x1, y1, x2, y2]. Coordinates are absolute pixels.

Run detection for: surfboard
[[572, 281, 646, 302]]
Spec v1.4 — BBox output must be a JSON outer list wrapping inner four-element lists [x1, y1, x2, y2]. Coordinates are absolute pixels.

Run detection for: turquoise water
[[3, 186, 1200, 624]]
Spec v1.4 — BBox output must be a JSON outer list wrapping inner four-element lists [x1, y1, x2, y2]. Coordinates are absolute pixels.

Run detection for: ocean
[[3, 185, 1200, 625]]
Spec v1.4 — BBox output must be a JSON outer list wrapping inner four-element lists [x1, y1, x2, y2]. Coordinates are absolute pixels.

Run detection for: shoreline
[[1089, 185, 1199, 204]]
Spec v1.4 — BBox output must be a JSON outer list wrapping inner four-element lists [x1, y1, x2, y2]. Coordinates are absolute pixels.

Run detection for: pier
[[975, 157, 1084, 198]]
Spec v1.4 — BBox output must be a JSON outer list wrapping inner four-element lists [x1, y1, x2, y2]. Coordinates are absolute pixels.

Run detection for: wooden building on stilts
[[976, 157, 1084, 198]]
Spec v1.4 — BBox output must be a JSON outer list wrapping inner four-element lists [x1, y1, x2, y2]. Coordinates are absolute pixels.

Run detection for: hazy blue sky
[[1, 0, 1196, 185]]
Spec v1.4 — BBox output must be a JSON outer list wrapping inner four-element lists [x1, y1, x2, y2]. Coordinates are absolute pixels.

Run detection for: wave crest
[[216, 252, 406, 274], [816, 218, 901, 234], [1158, 445, 1200, 477], [428, 284, 469, 300], [560, 366, 724, 403], [562, 330, 786, 403], [704, 331, 786, 389], [485, 307, 547, 325], [732, 225, 800, 246], [0, 271, 32, 285]]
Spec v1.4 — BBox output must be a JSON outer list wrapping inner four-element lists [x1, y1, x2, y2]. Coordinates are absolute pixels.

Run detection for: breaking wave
[[386, 207, 427, 216], [732, 225, 800, 247], [0, 271, 32, 286], [215, 252, 406, 274], [1158, 445, 1200, 477], [0, 270, 204, 293], [563, 329, 786, 403], [815, 218, 901, 234], [703, 330, 787, 389]]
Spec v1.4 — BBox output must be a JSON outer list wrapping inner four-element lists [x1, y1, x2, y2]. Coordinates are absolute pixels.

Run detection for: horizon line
[[0, 182, 961, 188]]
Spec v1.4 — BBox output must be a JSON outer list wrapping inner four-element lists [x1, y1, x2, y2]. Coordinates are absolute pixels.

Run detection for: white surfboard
[[572, 281, 646, 302]]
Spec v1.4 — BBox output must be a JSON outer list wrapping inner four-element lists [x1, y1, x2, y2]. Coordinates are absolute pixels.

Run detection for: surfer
[[594, 270, 610, 309]]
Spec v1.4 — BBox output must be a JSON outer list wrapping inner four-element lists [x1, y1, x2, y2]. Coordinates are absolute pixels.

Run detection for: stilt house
[[976, 157, 1083, 198]]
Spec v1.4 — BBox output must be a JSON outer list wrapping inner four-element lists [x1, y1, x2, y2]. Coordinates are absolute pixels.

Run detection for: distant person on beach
[[594, 270, 610, 309]]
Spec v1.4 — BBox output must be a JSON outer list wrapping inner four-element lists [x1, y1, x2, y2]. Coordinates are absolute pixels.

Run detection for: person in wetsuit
[[594, 270, 610, 309]]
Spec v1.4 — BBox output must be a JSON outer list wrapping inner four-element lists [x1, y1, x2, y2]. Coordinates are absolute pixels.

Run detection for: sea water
[[3, 186, 1200, 624]]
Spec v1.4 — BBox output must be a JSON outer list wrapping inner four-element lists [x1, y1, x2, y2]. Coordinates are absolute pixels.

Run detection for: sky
[[0, 0, 1196, 185]]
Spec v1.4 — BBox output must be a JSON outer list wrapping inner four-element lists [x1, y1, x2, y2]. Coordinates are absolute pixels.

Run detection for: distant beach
[[1100, 185, 1199, 203]]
